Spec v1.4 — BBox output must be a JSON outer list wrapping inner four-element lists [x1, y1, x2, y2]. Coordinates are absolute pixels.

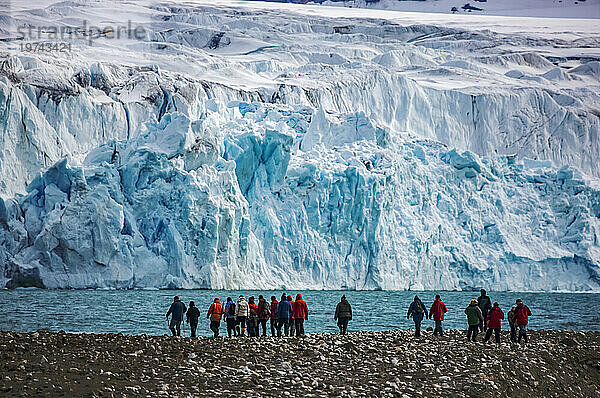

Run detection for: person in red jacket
[[292, 293, 309, 336], [514, 299, 532, 344], [483, 302, 504, 343], [287, 295, 295, 337], [257, 295, 270, 337], [429, 295, 448, 337], [247, 296, 259, 337]]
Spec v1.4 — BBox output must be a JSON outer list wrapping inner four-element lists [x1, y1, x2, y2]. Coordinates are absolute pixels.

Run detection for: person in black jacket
[[334, 295, 352, 335], [186, 301, 201, 337], [477, 289, 492, 332], [166, 296, 187, 336], [407, 296, 428, 338]]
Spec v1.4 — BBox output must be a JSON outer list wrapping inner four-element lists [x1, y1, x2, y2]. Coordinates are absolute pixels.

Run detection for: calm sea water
[[0, 290, 598, 336]]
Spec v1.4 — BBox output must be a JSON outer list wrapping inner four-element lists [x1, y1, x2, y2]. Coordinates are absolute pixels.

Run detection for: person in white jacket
[[235, 295, 249, 336]]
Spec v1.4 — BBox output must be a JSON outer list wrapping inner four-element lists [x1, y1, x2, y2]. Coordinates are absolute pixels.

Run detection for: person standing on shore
[[407, 296, 428, 338], [292, 293, 309, 336], [334, 295, 352, 335], [235, 295, 249, 336], [207, 298, 224, 338], [224, 297, 237, 337], [465, 300, 483, 342], [514, 299, 532, 344], [166, 296, 187, 337], [477, 289, 492, 332], [483, 302, 504, 344], [257, 295, 271, 337], [507, 304, 518, 342], [429, 295, 447, 337], [247, 296, 259, 337], [276, 294, 292, 337], [270, 296, 279, 337], [287, 295, 295, 337], [186, 301, 200, 338]]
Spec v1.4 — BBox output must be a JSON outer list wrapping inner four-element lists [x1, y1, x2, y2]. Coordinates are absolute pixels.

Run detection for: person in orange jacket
[[207, 298, 224, 337], [291, 293, 309, 336], [287, 295, 295, 337], [429, 294, 448, 337]]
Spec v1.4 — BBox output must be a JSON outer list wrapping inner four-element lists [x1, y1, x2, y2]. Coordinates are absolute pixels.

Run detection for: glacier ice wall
[[2, 58, 599, 201], [0, 112, 274, 289], [1, 4, 600, 199], [1, 0, 599, 290], [1, 102, 599, 290]]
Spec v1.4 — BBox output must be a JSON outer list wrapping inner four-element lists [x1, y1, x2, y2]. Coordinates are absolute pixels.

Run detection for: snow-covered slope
[[0, 0, 599, 290], [320, 0, 600, 19]]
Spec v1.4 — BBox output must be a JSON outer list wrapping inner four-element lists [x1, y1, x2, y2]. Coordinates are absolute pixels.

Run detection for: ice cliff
[[1, 99, 598, 290], [0, 0, 599, 290]]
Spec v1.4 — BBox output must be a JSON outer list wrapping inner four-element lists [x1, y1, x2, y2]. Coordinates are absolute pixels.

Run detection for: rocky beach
[[0, 329, 598, 397]]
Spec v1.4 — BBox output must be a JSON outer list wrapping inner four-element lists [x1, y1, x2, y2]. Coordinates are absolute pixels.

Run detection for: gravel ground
[[0, 329, 599, 397]]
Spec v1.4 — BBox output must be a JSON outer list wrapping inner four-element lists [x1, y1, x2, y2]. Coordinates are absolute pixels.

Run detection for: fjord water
[[0, 290, 597, 336]]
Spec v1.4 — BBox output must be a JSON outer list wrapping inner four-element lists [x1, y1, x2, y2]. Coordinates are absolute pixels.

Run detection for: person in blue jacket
[[407, 295, 428, 338], [276, 294, 292, 337]]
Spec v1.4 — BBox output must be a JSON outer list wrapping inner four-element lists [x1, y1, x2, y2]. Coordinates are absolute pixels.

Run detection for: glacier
[[319, 0, 600, 19], [0, 0, 599, 290]]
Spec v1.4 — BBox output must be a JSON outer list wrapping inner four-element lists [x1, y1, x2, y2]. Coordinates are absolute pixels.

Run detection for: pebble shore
[[0, 329, 599, 397]]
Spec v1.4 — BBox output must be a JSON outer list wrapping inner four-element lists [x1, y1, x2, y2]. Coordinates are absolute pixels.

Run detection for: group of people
[[167, 293, 312, 338], [407, 289, 533, 344], [167, 289, 531, 342], [221, 294, 310, 338], [166, 294, 353, 338]]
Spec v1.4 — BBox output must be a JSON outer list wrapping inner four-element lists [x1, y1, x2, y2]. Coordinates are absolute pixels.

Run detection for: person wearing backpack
[[483, 302, 504, 344], [235, 295, 249, 336], [207, 298, 224, 338], [257, 295, 271, 337], [270, 296, 279, 337], [464, 300, 483, 341], [514, 299, 532, 344], [406, 296, 428, 338], [247, 296, 259, 337], [292, 293, 309, 336], [223, 297, 237, 337], [428, 294, 448, 337]]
